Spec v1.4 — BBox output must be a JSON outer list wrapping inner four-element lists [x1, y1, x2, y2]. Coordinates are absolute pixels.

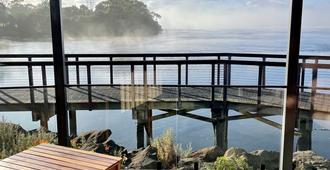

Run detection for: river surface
[[0, 29, 330, 158]]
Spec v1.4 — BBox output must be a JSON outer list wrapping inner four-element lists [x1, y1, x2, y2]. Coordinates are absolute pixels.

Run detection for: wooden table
[[0, 144, 122, 170]]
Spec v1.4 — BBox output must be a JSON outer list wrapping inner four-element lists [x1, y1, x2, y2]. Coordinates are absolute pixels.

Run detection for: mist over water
[[1, 28, 330, 158]]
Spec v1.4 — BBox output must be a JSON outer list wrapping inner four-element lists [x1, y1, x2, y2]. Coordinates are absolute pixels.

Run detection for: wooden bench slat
[[0, 161, 35, 170], [35, 145, 117, 163], [42, 144, 121, 161], [16, 152, 94, 170], [23, 150, 107, 170], [0, 165, 15, 170], [10, 154, 78, 170], [29, 147, 111, 166], [3, 158, 53, 170]]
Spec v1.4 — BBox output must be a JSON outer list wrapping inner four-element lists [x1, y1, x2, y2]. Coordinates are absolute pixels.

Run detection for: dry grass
[[0, 119, 56, 159], [151, 129, 176, 168]]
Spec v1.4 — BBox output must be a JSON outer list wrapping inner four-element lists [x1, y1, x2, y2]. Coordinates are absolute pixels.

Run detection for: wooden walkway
[[0, 144, 122, 170], [0, 86, 329, 113]]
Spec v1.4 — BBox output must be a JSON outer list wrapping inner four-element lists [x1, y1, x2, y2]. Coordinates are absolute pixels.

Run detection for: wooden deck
[[0, 86, 328, 112], [0, 144, 122, 170]]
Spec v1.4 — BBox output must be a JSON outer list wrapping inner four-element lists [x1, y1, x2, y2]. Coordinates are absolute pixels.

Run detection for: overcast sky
[[28, 0, 330, 30]]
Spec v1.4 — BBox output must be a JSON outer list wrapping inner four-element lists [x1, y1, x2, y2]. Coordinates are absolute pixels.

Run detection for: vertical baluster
[[223, 59, 228, 103], [178, 64, 182, 108], [311, 59, 318, 111], [41, 65, 49, 129], [143, 57, 147, 101], [28, 57, 35, 110], [131, 64, 135, 105], [185, 56, 189, 85], [211, 63, 215, 102], [110, 57, 113, 85], [300, 58, 306, 92], [258, 65, 263, 105], [75, 57, 80, 86], [228, 56, 232, 85], [87, 65, 92, 110], [153, 56, 156, 85], [217, 56, 221, 85]]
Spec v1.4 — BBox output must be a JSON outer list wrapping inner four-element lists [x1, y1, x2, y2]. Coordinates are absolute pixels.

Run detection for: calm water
[[1, 29, 330, 158]]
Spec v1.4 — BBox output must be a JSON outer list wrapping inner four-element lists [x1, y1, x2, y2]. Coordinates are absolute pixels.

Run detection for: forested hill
[[0, 0, 162, 40]]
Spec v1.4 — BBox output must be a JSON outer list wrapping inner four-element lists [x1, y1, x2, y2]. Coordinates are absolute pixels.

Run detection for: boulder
[[250, 150, 279, 170], [293, 151, 330, 170], [127, 146, 158, 169], [190, 146, 224, 162], [224, 147, 249, 158], [178, 158, 200, 170], [71, 129, 112, 146]]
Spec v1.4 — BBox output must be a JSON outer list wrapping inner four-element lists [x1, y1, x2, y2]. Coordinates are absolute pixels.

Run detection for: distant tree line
[[0, 0, 162, 40]]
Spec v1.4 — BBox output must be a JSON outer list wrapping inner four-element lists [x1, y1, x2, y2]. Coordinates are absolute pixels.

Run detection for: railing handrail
[[0, 53, 329, 59]]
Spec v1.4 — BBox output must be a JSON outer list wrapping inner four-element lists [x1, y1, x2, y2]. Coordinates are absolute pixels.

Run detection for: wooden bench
[[0, 144, 122, 170]]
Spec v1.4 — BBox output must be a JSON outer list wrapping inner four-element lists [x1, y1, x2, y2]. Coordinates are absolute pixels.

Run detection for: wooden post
[[280, 0, 303, 169], [211, 64, 215, 102], [87, 65, 92, 110], [50, 0, 69, 146], [296, 115, 312, 151], [75, 57, 80, 86], [143, 57, 148, 101], [69, 110, 77, 137], [145, 109, 153, 145], [137, 119, 145, 148], [153, 56, 157, 85], [110, 57, 113, 85], [211, 107, 228, 150], [178, 64, 182, 109]]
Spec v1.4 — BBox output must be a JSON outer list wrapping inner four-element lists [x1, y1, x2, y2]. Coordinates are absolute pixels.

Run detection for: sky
[[28, 0, 330, 30]]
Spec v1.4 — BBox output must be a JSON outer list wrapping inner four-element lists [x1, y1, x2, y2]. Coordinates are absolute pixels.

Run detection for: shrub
[[0, 119, 56, 159], [213, 156, 251, 170]]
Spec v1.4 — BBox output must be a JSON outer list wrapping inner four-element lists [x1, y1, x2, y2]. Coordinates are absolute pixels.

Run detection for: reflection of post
[[135, 108, 152, 148], [296, 114, 312, 151], [211, 107, 228, 150], [69, 110, 77, 137]]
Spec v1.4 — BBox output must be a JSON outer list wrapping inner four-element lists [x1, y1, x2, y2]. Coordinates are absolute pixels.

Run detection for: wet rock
[[190, 146, 224, 162], [293, 151, 330, 170], [128, 146, 158, 169]]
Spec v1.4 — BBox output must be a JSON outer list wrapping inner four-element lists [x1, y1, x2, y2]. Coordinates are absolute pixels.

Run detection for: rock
[[224, 147, 249, 158], [178, 158, 200, 170], [71, 129, 112, 146], [128, 146, 158, 169], [224, 148, 280, 170], [190, 146, 224, 162], [293, 151, 330, 170], [250, 150, 279, 170], [103, 139, 127, 156]]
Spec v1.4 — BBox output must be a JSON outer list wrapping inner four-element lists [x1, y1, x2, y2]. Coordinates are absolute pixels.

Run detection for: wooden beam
[[50, 0, 69, 146], [280, 0, 304, 169]]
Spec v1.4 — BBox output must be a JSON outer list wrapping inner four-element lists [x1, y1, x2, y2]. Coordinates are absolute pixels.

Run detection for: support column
[[211, 107, 228, 150], [137, 119, 145, 149], [69, 110, 77, 138], [280, 0, 303, 169], [145, 109, 153, 145], [50, 0, 69, 146], [296, 114, 312, 151]]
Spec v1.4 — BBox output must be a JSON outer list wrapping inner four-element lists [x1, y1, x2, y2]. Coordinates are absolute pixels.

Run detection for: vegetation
[[175, 143, 193, 159], [0, 119, 56, 159], [203, 156, 251, 170], [151, 129, 176, 168], [0, 0, 162, 40]]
